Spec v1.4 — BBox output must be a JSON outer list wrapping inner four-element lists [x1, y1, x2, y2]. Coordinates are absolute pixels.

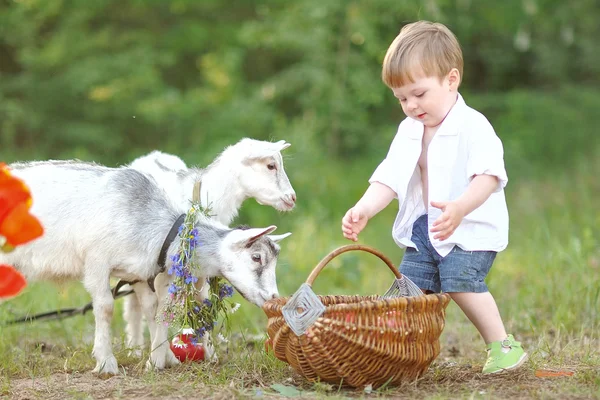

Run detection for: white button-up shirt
[[369, 94, 509, 257]]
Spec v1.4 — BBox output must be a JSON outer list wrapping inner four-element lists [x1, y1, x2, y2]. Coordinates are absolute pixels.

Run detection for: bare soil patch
[[5, 362, 593, 400]]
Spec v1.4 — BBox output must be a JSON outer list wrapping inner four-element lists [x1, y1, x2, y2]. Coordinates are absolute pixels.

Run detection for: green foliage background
[[2, 0, 598, 165], [1, 0, 599, 351]]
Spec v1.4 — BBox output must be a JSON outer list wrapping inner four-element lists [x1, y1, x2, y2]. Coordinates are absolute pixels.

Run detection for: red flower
[[0, 264, 27, 299], [0, 163, 44, 249], [0, 162, 44, 298]]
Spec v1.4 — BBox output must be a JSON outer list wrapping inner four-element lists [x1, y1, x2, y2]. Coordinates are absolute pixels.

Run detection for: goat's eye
[[251, 253, 262, 263], [267, 163, 276, 171]]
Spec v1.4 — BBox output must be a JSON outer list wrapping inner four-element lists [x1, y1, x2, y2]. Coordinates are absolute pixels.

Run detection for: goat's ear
[[237, 225, 278, 245], [274, 140, 291, 151], [243, 146, 277, 162], [268, 232, 292, 243], [243, 141, 290, 163]]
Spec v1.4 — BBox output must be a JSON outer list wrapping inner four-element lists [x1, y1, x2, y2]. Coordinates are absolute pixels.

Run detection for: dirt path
[[6, 364, 591, 400]]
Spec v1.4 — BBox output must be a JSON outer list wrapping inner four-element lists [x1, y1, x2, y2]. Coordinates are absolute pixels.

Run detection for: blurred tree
[[0, 0, 598, 166]]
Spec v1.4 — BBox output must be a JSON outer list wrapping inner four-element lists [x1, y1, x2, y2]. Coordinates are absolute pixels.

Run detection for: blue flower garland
[[159, 202, 236, 345]]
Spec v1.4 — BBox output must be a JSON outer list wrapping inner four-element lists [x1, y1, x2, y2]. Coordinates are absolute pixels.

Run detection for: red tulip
[[0, 264, 27, 299]]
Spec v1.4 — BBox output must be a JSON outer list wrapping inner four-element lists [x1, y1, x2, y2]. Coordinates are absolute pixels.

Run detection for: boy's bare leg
[[448, 291, 507, 344]]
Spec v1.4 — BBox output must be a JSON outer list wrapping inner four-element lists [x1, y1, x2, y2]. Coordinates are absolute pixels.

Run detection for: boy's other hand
[[342, 207, 369, 242], [430, 201, 465, 241]]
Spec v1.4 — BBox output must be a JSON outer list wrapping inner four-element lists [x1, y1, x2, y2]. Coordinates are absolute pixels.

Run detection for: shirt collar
[[406, 92, 465, 139]]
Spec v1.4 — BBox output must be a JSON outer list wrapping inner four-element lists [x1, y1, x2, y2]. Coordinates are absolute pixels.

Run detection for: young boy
[[341, 21, 527, 374]]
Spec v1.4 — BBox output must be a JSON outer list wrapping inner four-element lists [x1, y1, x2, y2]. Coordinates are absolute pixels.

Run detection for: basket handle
[[305, 244, 401, 285]]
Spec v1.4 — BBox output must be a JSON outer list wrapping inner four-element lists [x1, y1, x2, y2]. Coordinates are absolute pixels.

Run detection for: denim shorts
[[399, 214, 497, 293]]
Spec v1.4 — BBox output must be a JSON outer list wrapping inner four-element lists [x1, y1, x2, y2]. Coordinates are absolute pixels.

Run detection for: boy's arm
[[353, 182, 397, 218], [342, 182, 396, 241], [430, 174, 498, 241]]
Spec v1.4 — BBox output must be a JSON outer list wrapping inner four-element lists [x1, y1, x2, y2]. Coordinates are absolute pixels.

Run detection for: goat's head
[[229, 139, 296, 211], [215, 225, 291, 307]]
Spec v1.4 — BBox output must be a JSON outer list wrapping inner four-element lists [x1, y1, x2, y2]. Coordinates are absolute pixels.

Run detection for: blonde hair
[[382, 21, 463, 88]]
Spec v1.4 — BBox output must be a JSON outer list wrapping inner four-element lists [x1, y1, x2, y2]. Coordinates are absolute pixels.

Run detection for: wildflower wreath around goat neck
[[159, 202, 238, 346]]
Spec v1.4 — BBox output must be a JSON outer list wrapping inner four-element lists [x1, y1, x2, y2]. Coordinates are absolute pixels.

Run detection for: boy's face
[[391, 69, 459, 128]]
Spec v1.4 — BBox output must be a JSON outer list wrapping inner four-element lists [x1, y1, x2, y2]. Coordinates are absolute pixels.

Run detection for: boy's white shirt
[[369, 93, 509, 257]]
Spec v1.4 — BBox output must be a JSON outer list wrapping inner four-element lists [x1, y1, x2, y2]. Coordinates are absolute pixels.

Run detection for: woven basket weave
[[263, 244, 451, 388]]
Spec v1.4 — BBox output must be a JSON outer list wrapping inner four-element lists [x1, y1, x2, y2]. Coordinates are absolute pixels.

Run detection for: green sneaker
[[482, 334, 528, 374]]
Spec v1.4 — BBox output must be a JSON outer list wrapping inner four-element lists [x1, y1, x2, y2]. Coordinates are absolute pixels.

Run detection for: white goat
[[127, 150, 188, 201], [129, 138, 296, 222], [124, 138, 296, 356], [1, 160, 291, 374]]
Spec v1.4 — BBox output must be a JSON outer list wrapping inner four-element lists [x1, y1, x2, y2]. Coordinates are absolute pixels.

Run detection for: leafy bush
[[1, 0, 598, 164]]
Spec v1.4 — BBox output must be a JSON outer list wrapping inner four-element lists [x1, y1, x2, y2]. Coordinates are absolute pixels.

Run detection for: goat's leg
[[203, 332, 217, 363], [123, 286, 145, 357], [83, 269, 118, 375], [146, 272, 180, 370], [195, 279, 217, 362], [128, 282, 157, 358]]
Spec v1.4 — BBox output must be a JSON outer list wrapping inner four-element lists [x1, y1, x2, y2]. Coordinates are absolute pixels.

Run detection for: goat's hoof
[[208, 355, 219, 364], [145, 358, 164, 371], [93, 355, 119, 375], [145, 351, 180, 370], [207, 350, 219, 364], [165, 349, 181, 368], [204, 344, 217, 362]]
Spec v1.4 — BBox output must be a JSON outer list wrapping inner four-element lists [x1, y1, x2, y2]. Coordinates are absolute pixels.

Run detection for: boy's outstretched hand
[[342, 207, 369, 242], [430, 201, 465, 241], [430, 174, 499, 240]]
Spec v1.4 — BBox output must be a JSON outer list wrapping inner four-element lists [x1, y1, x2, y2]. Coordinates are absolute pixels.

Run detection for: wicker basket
[[263, 244, 451, 388]]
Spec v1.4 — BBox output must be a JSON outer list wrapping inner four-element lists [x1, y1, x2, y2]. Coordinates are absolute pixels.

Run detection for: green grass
[[1, 156, 599, 399]]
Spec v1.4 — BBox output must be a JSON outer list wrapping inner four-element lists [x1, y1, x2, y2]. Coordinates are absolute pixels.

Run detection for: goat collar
[[158, 213, 186, 273]]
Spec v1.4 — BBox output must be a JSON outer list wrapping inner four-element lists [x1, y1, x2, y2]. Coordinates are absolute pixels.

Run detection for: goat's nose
[[290, 193, 297, 203], [271, 292, 279, 299]]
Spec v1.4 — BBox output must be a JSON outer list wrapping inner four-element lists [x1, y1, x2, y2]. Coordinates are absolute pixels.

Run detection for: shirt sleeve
[[369, 158, 398, 197], [466, 117, 508, 191], [368, 123, 407, 197]]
